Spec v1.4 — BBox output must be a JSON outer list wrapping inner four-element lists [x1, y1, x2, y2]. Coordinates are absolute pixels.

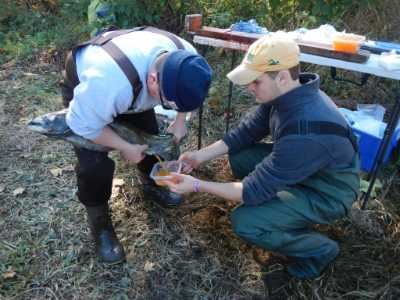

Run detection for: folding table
[[185, 15, 400, 208]]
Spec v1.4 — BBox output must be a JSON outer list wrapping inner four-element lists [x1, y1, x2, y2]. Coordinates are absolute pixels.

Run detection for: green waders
[[229, 143, 360, 279]]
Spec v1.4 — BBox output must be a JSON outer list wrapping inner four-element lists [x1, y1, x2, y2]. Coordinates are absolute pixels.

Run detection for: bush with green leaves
[[203, 0, 378, 31], [87, 0, 203, 34], [0, 0, 91, 64], [0, 0, 380, 64]]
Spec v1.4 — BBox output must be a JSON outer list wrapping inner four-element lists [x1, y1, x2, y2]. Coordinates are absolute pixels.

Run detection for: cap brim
[[226, 64, 263, 85]]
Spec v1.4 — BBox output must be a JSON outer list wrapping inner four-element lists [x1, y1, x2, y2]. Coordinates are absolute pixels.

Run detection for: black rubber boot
[[253, 250, 295, 300], [85, 204, 126, 264], [137, 155, 183, 207], [262, 264, 292, 300]]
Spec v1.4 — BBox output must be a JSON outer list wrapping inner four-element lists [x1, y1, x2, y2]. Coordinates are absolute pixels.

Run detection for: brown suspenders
[[61, 27, 184, 107]]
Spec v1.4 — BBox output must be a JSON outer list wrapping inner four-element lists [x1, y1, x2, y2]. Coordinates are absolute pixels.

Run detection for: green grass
[[0, 0, 90, 65]]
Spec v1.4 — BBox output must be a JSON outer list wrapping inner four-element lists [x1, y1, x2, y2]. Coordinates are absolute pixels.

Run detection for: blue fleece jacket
[[223, 73, 356, 206]]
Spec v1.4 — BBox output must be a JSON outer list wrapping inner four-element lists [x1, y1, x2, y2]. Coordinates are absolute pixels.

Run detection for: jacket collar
[[265, 73, 320, 112]]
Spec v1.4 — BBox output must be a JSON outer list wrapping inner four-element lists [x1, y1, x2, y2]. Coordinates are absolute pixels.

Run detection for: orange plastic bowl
[[332, 34, 365, 54]]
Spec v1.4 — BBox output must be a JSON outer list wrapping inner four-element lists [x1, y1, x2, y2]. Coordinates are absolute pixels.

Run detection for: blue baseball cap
[[161, 50, 212, 112]]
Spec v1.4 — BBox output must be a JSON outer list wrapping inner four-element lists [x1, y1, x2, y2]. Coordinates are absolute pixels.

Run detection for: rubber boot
[[137, 155, 183, 207], [261, 258, 294, 300], [85, 203, 126, 264]]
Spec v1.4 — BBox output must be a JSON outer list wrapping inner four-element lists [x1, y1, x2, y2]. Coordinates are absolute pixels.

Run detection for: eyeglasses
[[157, 73, 178, 111]]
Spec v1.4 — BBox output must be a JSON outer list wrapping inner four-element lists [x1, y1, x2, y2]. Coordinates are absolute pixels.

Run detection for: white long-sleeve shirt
[[66, 30, 196, 140]]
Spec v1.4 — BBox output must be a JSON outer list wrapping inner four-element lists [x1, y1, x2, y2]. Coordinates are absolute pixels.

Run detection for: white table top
[[300, 53, 400, 80], [193, 35, 400, 80]]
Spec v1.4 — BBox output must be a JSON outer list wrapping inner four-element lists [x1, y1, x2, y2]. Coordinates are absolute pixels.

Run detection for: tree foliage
[[0, 0, 381, 64]]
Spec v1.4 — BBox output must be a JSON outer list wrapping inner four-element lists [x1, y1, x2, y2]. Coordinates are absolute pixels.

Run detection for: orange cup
[[332, 34, 365, 54]]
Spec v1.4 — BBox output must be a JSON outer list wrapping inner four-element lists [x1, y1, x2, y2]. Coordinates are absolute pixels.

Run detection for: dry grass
[[0, 59, 266, 299], [1, 55, 400, 300], [1, 3, 400, 298]]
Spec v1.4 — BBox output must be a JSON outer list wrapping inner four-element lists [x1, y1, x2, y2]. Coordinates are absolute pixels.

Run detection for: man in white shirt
[[59, 28, 212, 263]]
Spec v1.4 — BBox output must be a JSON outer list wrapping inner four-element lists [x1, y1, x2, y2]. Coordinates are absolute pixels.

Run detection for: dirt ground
[[1, 57, 400, 299]]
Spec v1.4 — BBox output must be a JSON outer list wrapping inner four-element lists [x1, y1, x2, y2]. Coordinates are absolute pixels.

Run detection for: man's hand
[[166, 119, 187, 144], [164, 173, 197, 194], [92, 127, 148, 164], [120, 144, 148, 164], [165, 173, 243, 204], [166, 112, 187, 144], [179, 151, 202, 173]]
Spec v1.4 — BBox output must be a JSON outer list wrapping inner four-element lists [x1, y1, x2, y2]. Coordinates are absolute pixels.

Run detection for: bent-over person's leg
[[74, 146, 125, 264]]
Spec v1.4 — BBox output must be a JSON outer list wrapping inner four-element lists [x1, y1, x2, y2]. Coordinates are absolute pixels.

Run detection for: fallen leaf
[[225, 199, 237, 209], [252, 247, 271, 265], [192, 206, 228, 228], [192, 208, 214, 224], [50, 168, 63, 177], [0, 185, 5, 193], [2, 270, 16, 279], [62, 165, 74, 172], [144, 261, 155, 272], [1, 59, 16, 69], [23, 72, 38, 77], [113, 178, 125, 187], [111, 178, 125, 198], [13, 187, 25, 196], [208, 98, 221, 109]]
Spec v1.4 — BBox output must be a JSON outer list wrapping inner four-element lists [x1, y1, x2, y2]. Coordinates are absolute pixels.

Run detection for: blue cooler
[[352, 125, 399, 172]]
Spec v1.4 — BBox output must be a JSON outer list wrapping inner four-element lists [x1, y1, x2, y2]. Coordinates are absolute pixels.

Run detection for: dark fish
[[27, 110, 179, 161]]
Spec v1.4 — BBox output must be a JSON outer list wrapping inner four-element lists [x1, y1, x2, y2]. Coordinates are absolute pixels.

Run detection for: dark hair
[[266, 65, 300, 81]]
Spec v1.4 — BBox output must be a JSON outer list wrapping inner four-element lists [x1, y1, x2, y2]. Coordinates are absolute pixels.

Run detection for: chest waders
[[229, 120, 360, 279], [60, 28, 184, 263]]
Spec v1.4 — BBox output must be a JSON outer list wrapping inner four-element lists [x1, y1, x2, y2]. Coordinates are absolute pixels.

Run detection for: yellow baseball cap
[[227, 34, 300, 85]]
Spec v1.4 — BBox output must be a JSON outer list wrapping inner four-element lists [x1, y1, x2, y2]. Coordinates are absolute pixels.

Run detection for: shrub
[[0, 0, 90, 64], [0, 0, 383, 65]]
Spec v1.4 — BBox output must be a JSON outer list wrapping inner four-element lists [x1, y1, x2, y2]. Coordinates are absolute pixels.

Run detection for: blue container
[[352, 125, 399, 172]]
